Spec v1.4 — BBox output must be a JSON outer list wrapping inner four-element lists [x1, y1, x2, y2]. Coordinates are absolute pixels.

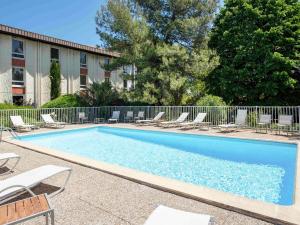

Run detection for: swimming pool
[[19, 126, 297, 205]]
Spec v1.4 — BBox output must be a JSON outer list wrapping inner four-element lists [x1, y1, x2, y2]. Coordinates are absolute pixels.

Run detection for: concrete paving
[[0, 124, 291, 225]]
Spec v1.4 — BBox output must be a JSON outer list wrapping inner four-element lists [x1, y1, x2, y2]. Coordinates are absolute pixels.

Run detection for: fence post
[[298, 106, 300, 133]]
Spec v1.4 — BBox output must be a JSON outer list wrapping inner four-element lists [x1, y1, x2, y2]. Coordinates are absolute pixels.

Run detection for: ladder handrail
[[0, 126, 19, 142]]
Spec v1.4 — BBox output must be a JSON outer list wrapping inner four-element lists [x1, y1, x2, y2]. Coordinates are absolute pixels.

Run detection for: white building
[[0, 24, 131, 106]]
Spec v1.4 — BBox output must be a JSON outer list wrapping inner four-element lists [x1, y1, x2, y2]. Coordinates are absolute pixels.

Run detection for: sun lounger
[[134, 111, 145, 121], [41, 114, 66, 129], [275, 115, 293, 135], [124, 111, 134, 123], [108, 111, 120, 123], [0, 165, 72, 204], [256, 114, 271, 133], [160, 112, 189, 128], [78, 112, 89, 123], [136, 112, 165, 125], [144, 205, 212, 225], [219, 109, 247, 132], [10, 116, 37, 132], [0, 153, 20, 175], [179, 113, 209, 130]]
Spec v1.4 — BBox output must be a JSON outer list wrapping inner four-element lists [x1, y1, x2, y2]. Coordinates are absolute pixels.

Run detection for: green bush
[[0, 103, 32, 109], [41, 95, 86, 108], [81, 82, 125, 106], [196, 95, 227, 125], [196, 95, 226, 106]]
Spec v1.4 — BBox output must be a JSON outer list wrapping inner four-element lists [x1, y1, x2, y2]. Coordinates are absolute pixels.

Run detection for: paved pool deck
[[1, 124, 299, 225]]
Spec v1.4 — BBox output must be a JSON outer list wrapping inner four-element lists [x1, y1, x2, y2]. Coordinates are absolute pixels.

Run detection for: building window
[[12, 39, 24, 58], [12, 96, 24, 106], [51, 48, 59, 62], [105, 77, 110, 83], [104, 58, 110, 65], [12, 67, 25, 86], [80, 75, 87, 88], [123, 79, 127, 89], [80, 52, 87, 68]]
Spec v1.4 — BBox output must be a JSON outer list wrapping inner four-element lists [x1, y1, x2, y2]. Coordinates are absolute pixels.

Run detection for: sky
[[0, 0, 223, 47], [0, 0, 107, 47]]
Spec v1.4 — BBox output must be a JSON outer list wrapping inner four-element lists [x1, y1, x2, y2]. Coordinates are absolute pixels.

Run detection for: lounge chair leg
[[0, 157, 20, 175], [49, 169, 72, 197], [45, 213, 49, 225], [51, 211, 55, 225]]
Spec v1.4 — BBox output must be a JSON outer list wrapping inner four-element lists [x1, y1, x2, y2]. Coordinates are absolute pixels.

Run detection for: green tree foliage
[[82, 82, 123, 106], [208, 0, 300, 105], [49, 61, 61, 100], [96, 0, 219, 105], [196, 94, 226, 106]]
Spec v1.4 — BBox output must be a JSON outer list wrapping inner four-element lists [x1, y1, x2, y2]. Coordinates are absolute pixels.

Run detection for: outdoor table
[[0, 194, 54, 225], [94, 117, 105, 124]]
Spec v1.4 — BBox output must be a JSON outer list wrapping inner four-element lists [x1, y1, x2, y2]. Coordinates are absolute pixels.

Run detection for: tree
[[95, 0, 219, 105], [49, 61, 61, 100], [208, 0, 300, 105], [82, 82, 123, 106]]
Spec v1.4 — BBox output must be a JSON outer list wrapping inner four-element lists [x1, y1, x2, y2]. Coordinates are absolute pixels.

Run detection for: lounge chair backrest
[[259, 114, 271, 124], [41, 114, 55, 123], [137, 111, 144, 118], [78, 112, 86, 119], [235, 110, 247, 125], [176, 112, 189, 123], [126, 111, 134, 117], [153, 112, 165, 121], [112, 111, 120, 119], [10, 116, 25, 126], [194, 113, 206, 123], [278, 115, 292, 125]]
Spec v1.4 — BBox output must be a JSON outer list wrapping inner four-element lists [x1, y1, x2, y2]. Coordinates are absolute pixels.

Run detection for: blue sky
[[0, 0, 223, 47], [0, 0, 107, 46]]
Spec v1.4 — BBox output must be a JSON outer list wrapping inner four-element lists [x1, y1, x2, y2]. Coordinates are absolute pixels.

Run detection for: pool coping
[[4, 125, 300, 225]]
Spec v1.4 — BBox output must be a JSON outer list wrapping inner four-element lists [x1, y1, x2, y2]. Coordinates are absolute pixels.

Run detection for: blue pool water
[[19, 127, 297, 205]]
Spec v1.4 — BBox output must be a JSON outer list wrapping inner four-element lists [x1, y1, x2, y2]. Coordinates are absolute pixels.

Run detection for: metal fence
[[0, 106, 299, 132]]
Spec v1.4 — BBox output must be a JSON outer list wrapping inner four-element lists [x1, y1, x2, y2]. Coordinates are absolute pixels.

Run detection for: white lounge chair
[[10, 116, 37, 132], [219, 109, 247, 132], [144, 205, 212, 225], [275, 115, 293, 135], [41, 114, 66, 129], [0, 153, 20, 175], [78, 112, 89, 123], [256, 114, 271, 133], [136, 112, 165, 125], [160, 112, 189, 128], [179, 113, 209, 130], [134, 111, 145, 121], [108, 111, 120, 123], [124, 111, 134, 123], [0, 165, 72, 204]]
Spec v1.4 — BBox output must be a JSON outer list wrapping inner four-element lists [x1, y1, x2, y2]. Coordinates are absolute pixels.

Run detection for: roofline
[[0, 24, 120, 58]]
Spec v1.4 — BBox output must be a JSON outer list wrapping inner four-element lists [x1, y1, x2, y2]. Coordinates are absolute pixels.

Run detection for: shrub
[[0, 103, 32, 109], [196, 95, 227, 125], [196, 95, 226, 106], [41, 95, 86, 108], [81, 82, 124, 106]]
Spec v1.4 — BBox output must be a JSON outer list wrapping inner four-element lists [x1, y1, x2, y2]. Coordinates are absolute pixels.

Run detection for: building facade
[[0, 24, 130, 107]]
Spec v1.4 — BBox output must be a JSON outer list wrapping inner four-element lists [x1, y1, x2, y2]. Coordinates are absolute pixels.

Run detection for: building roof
[[0, 24, 120, 58]]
